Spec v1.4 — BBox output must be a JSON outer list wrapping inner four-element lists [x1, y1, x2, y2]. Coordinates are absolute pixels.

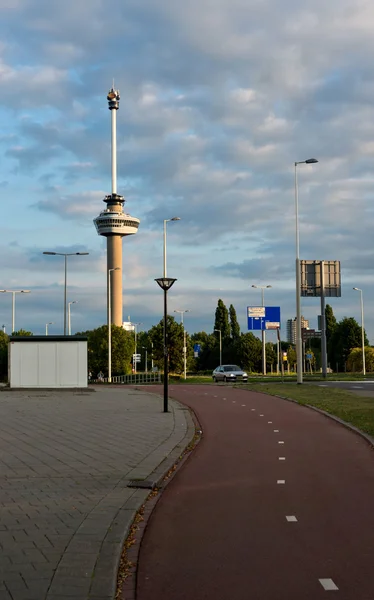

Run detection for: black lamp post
[[155, 277, 177, 412]]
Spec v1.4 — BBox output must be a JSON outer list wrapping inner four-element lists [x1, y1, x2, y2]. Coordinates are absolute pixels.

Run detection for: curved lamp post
[[155, 277, 177, 412], [0, 290, 31, 334], [294, 158, 318, 384]]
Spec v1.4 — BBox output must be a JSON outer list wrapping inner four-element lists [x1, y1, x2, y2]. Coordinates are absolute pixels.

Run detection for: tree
[[329, 317, 369, 370], [0, 331, 8, 381], [287, 346, 296, 369], [347, 347, 374, 372], [265, 342, 276, 370], [190, 332, 218, 371], [214, 299, 230, 339], [77, 325, 134, 376], [325, 304, 337, 364], [229, 304, 241, 340], [12, 329, 33, 336], [148, 316, 184, 373], [236, 333, 262, 372]]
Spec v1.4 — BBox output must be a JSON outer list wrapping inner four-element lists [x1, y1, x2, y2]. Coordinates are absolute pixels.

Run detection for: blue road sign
[[306, 353, 313, 360], [193, 343, 201, 358], [247, 306, 281, 331]]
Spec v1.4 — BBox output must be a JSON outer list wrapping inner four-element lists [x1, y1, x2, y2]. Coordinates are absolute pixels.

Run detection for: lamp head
[[155, 277, 177, 291], [43, 251, 56, 255], [305, 158, 318, 164]]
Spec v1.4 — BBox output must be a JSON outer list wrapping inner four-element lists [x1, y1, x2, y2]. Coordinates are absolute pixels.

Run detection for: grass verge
[[239, 383, 374, 439]]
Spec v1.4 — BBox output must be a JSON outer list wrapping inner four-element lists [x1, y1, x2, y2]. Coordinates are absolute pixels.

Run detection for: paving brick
[[0, 387, 193, 600]]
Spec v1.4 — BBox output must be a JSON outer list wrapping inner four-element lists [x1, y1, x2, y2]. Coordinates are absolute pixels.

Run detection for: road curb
[[116, 395, 202, 600]]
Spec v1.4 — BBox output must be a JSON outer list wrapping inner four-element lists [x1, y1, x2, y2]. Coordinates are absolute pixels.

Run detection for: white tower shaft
[[111, 108, 117, 195]]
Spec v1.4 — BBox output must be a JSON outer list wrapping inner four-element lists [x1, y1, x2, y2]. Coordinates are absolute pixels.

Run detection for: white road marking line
[[319, 579, 339, 591], [242, 404, 246, 406], [232, 401, 236, 403], [278, 441, 285, 444], [259, 414, 264, 417], [351, 386, 363, 389], [223, 398, 226, 400], [286, 516, 297, 522], [279, 457, 286, 460], [251, 408, 256, 411], [319, 384, 327, 387], [274, 429, 279, 432], [268, 421, 273, 424], [214, 395, 218, 397], [277, 480, 285, 484]]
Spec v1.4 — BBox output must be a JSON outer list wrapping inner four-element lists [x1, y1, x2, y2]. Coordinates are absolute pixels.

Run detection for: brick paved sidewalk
[[0, 386, 194, 600]]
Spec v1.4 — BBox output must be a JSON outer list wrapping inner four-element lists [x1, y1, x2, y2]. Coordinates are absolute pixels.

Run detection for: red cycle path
[[136, 385, 374, 600]]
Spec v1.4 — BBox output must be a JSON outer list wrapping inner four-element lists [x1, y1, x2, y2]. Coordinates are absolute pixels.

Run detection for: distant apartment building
[[286, 316, 309, 344]]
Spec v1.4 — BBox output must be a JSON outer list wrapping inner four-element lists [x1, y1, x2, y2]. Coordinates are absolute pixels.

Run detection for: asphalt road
[[308, 380, 374, 396], [137, 384, 374, 600]]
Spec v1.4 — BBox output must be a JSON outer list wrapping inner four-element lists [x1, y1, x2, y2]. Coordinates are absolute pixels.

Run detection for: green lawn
[[238, 383, 374, 438]]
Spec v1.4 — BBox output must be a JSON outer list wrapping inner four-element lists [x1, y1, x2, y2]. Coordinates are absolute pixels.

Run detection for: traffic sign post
[[247, 306, 281, 331]]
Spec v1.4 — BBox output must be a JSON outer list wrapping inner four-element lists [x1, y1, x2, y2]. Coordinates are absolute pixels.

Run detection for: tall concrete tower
[[94, 87, 140, 325]]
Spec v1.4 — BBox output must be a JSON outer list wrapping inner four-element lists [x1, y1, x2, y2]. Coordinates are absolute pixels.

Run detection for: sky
[[1, 0, 374, 342]]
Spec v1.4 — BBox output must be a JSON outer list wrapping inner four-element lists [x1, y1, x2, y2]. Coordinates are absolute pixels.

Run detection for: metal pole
[[295, 163, 303, 384], [163, 220, 167, 278], [163, 288, 168, 412], [320, 260, 328, 378], [145, 349, 148, 373], [261, 288, 266, 376], [361, 290, 366, 376], [68, 303, 71, 336], [64, 255, 67, 336], [46, 323, 48, 336], [276, 337, 280, 374], [151, 341, 154, 371], [12, 291, 15, 334], [108, 269, 112, 382], [134, 325, 137, 374], [219, 330, 222, 366]]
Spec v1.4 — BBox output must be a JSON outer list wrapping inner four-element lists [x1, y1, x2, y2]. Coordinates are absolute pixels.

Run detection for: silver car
[[212, 365, 248, 383]]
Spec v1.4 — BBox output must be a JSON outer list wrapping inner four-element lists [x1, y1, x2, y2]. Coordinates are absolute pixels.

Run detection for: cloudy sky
[[1, 0, 373, 342]]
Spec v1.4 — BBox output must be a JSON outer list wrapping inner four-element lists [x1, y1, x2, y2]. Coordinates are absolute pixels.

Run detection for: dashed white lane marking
[[223, 398, 226, 400], [286, 516, 297, 522], [277, 480, 285, 484], [351, 386, 363, 389], [268, 421, 273, 424], [214, 395, 218, 397], [279, 457, 286, 461], [319, 384, 327, 387], [232, 401, 236, 403], [278, 441, 285, 444], [242, 404, 246, 407], [259, 414, 264, 417], [319, 579, 339, 591], [251, 409, 256, 411], [274, 429, 279, 432]]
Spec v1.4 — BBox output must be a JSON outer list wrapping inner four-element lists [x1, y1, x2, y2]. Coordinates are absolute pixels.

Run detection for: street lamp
[[43, 251, 89, 335], [45, 322, 53, 336], [155, 277, 177, 412], [142, 346, 148, 373], [132, 322, 143, 374], [68, 301, 78, 336], [214, 328, 222, 366], [163, 217, 180, 277], [294, 158, 318, 384], [108, 268, 120, 383], [0, 290, 31, 333], [353, 287, 366, 376], [252, 284, 272, 375], [174, 309, 191, 380]]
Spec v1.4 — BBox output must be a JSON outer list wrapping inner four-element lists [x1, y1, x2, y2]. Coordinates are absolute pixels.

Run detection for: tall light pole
[[0, 290, 31, 333], [214, 328, 222, 366], [353, 287, 366, 376], [45, 322, 53, 335], [163, 217, 181, 277], [130, 322, 143, 373], [108, 268, 120, 382], [174, 309, 190, 380], [252, 284, 272, 375], [2, 325, 5, 333], [294, 158, 318, 384], [156, 278, 177, 412], [43, 251, 89, 335], [68, 301, 78, 336]]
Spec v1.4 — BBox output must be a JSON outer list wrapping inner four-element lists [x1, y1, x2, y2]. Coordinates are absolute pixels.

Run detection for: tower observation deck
[[93, 87, 140, 326]]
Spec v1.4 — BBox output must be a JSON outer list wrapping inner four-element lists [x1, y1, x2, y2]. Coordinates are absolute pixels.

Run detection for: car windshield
[[224, 365, 241, 372]]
